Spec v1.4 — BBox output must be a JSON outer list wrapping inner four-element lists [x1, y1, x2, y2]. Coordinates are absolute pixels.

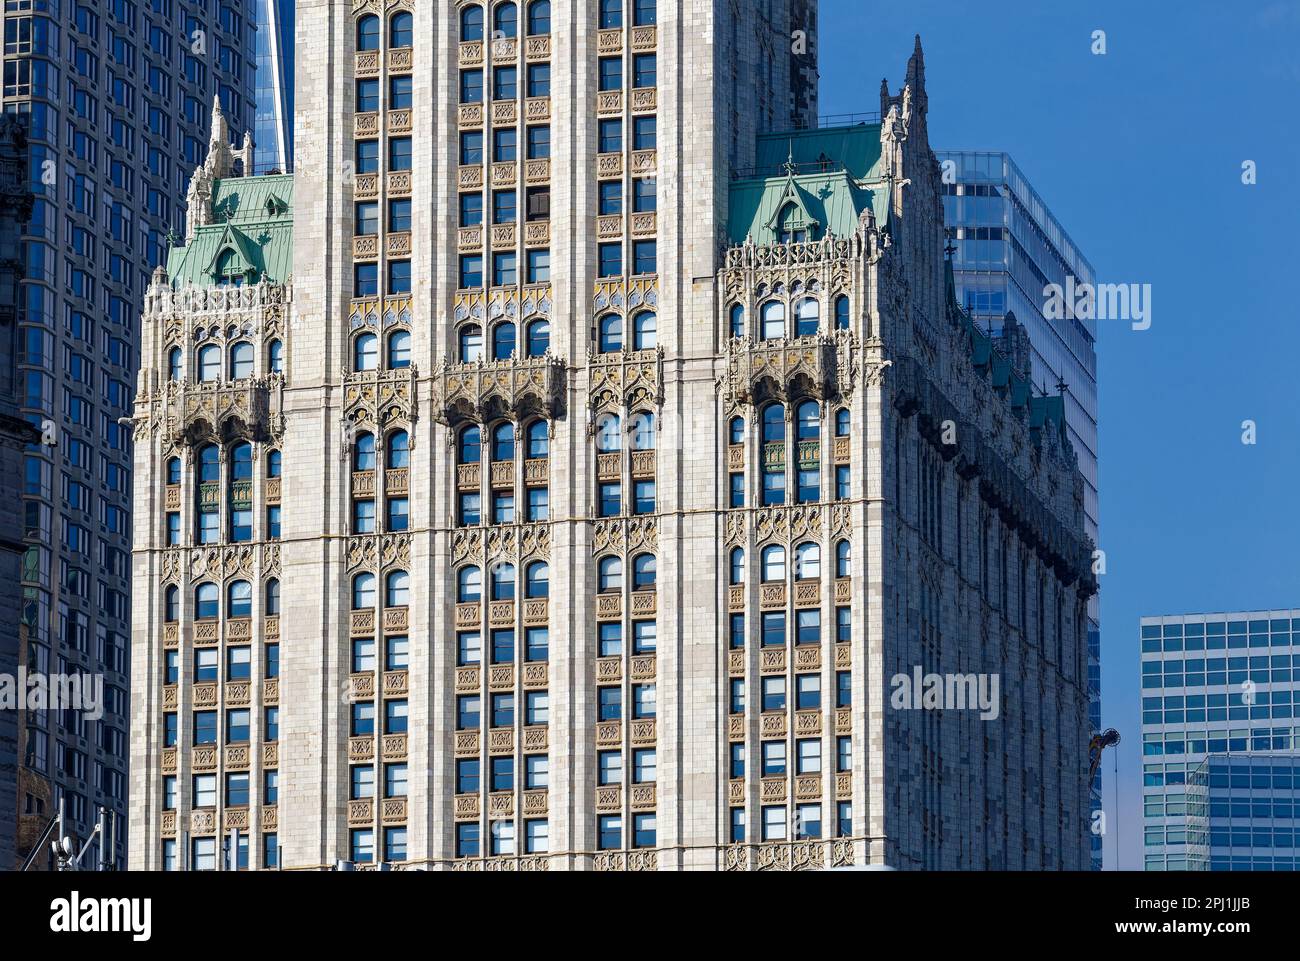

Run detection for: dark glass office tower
[[254, 0, 293, 172], [2, 0, 255, 867]]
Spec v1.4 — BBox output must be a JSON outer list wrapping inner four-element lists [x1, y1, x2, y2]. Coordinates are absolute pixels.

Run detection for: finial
[[783, 139, 796, 177]]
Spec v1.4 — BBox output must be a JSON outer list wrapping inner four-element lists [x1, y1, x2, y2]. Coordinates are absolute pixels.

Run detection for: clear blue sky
[[817, 0, 1300, 868]]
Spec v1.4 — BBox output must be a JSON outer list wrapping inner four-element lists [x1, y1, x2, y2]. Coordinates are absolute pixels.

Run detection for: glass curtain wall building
[[3, 0, 255, 866], [938, 149, 1102, 868], [1187, 754, 1300, 871], [1141, 610, 1300, 870], [253, 0, 293, 172]]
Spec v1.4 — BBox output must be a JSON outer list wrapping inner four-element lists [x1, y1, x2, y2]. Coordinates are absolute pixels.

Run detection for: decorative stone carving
[[433, 354, 564, 427]]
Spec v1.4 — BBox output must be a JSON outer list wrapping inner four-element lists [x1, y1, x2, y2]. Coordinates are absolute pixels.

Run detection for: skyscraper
[[1141, 609, 1300, 871], [3, 0, 254, 868], [936, 150, 1102, 866], [129, 5, 1095, 872], [254, 0, 294, 172]]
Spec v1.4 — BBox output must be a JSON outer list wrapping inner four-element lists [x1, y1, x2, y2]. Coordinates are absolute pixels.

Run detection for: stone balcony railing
[[434, 353, 564, 426], [160, 376, 285, 446], [723, 329, 857, 406]]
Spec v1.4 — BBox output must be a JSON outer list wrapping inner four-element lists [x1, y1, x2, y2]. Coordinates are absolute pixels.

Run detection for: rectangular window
[[598, 243, 622, 278], [633, 479, 655, 515], [457, 695, 480, 730], [730, 808, 745, 843], [761, 676, 786, 712], [633, 53, 656, 87], [459, 193, 483, 226], [729, 614, 745, 650], [526, 62, 550, 97], [598, 181, 622, 215], [526, 250, 550, 285], [492, 65, 517, 100], [598, 686, 622, 721], [460, 69, 483, 103], [599, 0, 624, 29], [837, 671, 851, 708], [526, 125, 550, 159], [387, 137, 412, 171], [761, 612, 786, 648], [387, 261, 411, 296], [599, 622, 623, 657], [355, 201, 379, 235], [633, 813, 656, 848], [796, 738, 821, 774], [491, 629, 515, 664], [598, 750, 623, 785], [526, 754, 548, 790], [632, 240, 656, 275], [525, 627, 548, 662], [836, 605, 851, 643], [598, 482, 621, 517], [762, 470, 785, 506], [629, 114, 656, 151], [796, 673, 821, 710], [837, 801, 852, 838], [353, 264, 378, 298], [730, 473, 745, 508], [457, 631, 481, 666], [492, 488, 515, 523], [598, 57, 622, 91], [385, 763, 408, 798], [730, 678, 745, 715], [460, 255, 484, 289], [493, 127, 517, 162], [796, 609, 821, 645], [389, 74, 413, 108], [491, 756, 514, 791], [598, 118, 622, 154], [796, 803, 822, 839], [355, 140, 379, 173], [633, 748, 656, 783], [457, 758, 479, 793], [633, 177, 656, 213], [493, 189, 517, 223], [526, 690, 548, 725], [388, 198, 412, 232], [356, 78, 379, 112], [762, 806, 787, 841], [526, 186, 550, 222], [632, 620, 656, 654], [459, 491, 481, 525], [598, 815, 622, 850], [350, 828, 374, 864], [761, 740, 787, 776], [460, 130, 484, 164], [457, 823, 480, 857], [633, 683, 656, 718]]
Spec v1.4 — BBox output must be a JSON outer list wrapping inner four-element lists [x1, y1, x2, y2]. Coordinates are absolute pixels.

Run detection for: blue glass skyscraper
[[254, 0, 294, 172]]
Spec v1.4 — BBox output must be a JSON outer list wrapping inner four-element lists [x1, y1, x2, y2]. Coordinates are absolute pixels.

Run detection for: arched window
[[352, 573, 376, 609], [265, 578, 281, 615], [794, 542, 820, 580], [195, 583, 219, 619], [760, 301, 786, 340], [267, 450, 282, 478], [166, 457, 182, 485], [729, 547, 745, 585], [794, 298, 819, 337], [167, 347, 183, 381], [197, 344, 220, 382], [231, 443, 253, 481], [598, 313, 622, 353], [459, 324, 484, 362], [230, 341, 254, 379], [354, 333, 378, 371], [596, 412, 621, 452], [491, 562, 515, 601], [214, 248, 246, 286], [597, 556, 623, 593], [197, 444, 220, 483], [493, 1, 518, 38], [525, 560, 549, 598], [492, 422, 515, 461], [632, 310, 656, 350], [356, 14, 380, 50], [461, 4, 484, 41], [386, 570, 409, 607], [632, 553, 656, 590], [526, 0, 550, 35], [729, 303, 745, 339], [761, 403, 785, 444], [458, 425, 481, 464], [630, 411, 655, 450], [834, 295, 850, 330], [164, 585, 179, 622], [267, 339, 284, 373], [795, 400, 820, 441], [761, 545, 786, 582], [728, 416, 745, 446], [227, 580, 252, 617], [835, 407, 850, 437], [525, 318, 550, 357], [835, 539, 851, 579], [492, 321, 516, 360], [458, 566, 482, 603], [354, 432, 376, 471], [389, 11, 413, 47], [386, 430, 410, 469], [387, 330, 411, 369], [526, 420, 548, 459]]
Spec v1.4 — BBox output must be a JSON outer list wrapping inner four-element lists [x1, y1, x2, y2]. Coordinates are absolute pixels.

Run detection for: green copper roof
[[728, 124, 888, 245], [166, 174, 294, 286], [755, 124, 883, 180]]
